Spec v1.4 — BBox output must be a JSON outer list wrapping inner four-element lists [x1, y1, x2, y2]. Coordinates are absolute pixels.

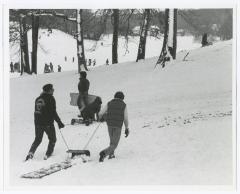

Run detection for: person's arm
[[53, 97, 64, 128], [124, 106, 129, 128], [98, 104, 108, 121], [87, 79, 90, 93], [78, 82, 81, 93], [124, 106, 129, 137]]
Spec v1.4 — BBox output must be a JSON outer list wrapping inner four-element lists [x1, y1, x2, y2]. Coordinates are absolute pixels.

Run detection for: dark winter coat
[[81, 96, 102, 120], [106, 99, 126, 128], [78, 78, 90, 94], [34, 92, 61, 125]]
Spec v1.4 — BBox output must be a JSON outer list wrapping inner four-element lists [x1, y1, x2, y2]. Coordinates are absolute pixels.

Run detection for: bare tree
[[76, 9, 88, 72], [19, 14, 30, 74], [136, 9, 151, 62], [155, 9, 177, 68], [31, 13, 40, 74], [112, 9, 119, 64]]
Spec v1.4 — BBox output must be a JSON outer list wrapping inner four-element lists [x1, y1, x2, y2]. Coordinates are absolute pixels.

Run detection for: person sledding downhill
[[25, 84, 65, 161], [77, 71, 90, 116], [98, 91, 129, 162]]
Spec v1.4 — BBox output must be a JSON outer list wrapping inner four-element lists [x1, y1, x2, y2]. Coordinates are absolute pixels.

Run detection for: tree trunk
[[136, 9, 151, 62], [155, 9, 177, 68], [31, 14, 39, 74], [20, 47, 24, 75], [76, 9, 88, 73], [173, 9, 177, 59], [19, 15, 30, 74], [168, 9, 177, 59], [112, 9, 119, 64]]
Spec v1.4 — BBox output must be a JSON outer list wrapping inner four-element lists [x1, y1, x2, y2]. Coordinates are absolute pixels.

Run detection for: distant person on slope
[[49, 62, 54, 72], [77, 71, 90, 115], [58, 65, 62, 72], [106, 58, 109, 65], [25, 84, 65, 161], [10, 62, 14, 73], [98, 91, 129, 162]]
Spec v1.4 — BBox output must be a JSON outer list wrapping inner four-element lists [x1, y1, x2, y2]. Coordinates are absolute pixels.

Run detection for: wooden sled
[[21, 161, 72, 179]]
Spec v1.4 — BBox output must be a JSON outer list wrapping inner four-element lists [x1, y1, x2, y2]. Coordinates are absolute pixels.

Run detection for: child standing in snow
[[25, 84, 65, 161], [98, 91, 129, 162]]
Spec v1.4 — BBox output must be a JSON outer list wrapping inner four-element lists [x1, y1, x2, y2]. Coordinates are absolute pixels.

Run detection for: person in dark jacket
[[81, 96, 102, 125], [25, 84, 65, 161], [77, 71, 90, 113], [98, 91, 129, 162]]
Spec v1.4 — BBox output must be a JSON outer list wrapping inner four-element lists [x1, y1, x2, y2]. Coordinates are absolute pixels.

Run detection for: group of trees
[[9, 9, 233, 75]]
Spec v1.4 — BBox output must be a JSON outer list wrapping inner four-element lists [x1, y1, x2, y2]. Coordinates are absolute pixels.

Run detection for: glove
[[99, 114, 106, 122], [125, 128, 129, 138], [58, 121, 65, 129], [99, 117, 105, 122]]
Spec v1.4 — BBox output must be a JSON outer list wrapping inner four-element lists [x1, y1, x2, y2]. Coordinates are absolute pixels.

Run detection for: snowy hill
[[10, 29, 201, 74], [9, 40, 233, 188]]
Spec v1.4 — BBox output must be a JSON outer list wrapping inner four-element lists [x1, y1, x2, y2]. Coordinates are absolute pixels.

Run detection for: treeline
[[10, 9, 233, 41], [9, 9, 233, 76]]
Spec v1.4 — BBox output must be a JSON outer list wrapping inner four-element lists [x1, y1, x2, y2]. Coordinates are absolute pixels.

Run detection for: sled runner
[[70, 93, 99, 107]]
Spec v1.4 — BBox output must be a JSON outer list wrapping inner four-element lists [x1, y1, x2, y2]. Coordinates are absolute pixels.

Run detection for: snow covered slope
[[9, 40, 233, 188], [10, 29, 201, 74]]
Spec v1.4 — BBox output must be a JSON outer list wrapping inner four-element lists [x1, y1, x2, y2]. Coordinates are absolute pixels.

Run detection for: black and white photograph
[[1, 0, 239, 192]]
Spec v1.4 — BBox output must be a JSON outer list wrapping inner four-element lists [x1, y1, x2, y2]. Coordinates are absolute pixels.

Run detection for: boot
[[99, 151, 106, 162], [43, 154, 51, 160], [108, 153, 115, 159], [85, 119, 90, 126], [25, 152, 33, 161]]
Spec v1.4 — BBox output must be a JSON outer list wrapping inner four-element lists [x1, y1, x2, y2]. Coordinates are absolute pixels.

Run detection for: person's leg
[[28, 125, 44, 155], [77, 94, 82, 110], [79, 94, 87, 112], [82, 94, 88, 107], [44, 125, 57, 157], [100, 126, 121, 158], [108, 127, 121, 155]]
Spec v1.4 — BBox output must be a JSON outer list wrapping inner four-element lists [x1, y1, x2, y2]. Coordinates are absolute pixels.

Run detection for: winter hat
[[80, 71, 87, 79], [43, 84, 53, 92], [114, 91, 124, 100]]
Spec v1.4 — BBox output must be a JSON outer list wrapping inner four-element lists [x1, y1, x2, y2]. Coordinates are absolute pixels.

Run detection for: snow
[[9, 37, 233, 188], [9, 29, 201, 75]]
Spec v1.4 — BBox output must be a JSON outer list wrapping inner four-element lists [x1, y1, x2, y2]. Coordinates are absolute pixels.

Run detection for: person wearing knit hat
[[42, 83, 53, 92], [25, 84, 65, 161]]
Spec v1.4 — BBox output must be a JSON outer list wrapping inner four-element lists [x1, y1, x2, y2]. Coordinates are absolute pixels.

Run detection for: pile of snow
[[9, 40, 233, 188], [10, 29, 201, 75]]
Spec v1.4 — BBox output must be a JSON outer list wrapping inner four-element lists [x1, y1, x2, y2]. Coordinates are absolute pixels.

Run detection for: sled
[[21, 161, 72, 179], [66, 149, 91, 158], [71, 118, 94, 126], [70, 93, 99, 107]]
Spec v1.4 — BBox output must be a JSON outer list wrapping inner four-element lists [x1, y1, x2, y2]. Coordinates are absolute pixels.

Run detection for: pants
[[29, 125, 56, 156], [77, 93, 88, 110], [101, 126, 122, 156]]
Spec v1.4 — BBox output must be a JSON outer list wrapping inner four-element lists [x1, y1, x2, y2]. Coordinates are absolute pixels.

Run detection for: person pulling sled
[[25, 84, 65, 161], [98, 91, 129, 162]]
